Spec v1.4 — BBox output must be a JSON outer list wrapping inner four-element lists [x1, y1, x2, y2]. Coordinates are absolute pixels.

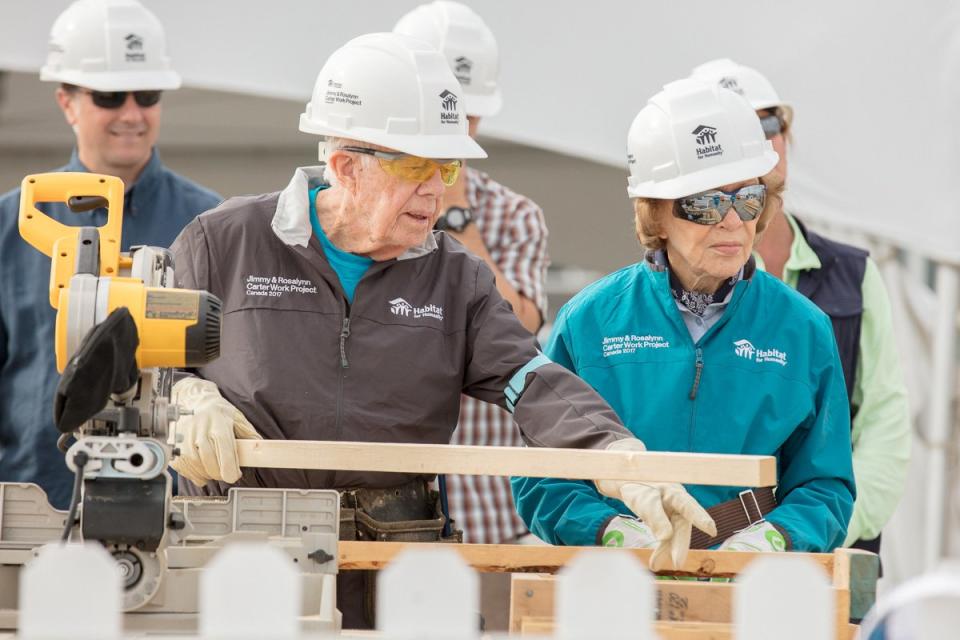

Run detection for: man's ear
[[55, 87, 79, 127], [327, 150, 361, 193]]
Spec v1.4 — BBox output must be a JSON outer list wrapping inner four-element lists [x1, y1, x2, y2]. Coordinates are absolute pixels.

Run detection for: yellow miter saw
[[18, 171, 221, 592]]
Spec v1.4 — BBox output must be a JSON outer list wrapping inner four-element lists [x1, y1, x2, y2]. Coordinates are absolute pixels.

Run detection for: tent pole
[[924, 263, 960, 570]]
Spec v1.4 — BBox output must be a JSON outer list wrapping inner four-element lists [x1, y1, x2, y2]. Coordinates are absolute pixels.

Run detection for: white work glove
[[594, 438, 717, 571], [170, 378, 261, 485], [718, 521, 787, 552], [601, 516, 658, 548]]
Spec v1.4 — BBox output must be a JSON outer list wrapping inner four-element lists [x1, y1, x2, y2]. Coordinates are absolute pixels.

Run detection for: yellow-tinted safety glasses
[[338, 146, 462, 186]]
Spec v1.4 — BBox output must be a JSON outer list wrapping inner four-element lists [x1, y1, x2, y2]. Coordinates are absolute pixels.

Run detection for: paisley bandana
[[668, 268, 738, 317]]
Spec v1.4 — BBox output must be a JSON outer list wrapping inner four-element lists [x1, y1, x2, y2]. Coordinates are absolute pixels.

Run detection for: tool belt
[[338, 479, 461, 628], [689, 487, 777, 549], [339, 478, 462, 544]]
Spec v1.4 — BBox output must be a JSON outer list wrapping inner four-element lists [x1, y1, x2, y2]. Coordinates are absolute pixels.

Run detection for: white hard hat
[[299, 32, 486, 160], [393, 1, 502, 117], [40, 0, 181, 91], [689, 58, 793, 124], [626, 79, 779, 199]]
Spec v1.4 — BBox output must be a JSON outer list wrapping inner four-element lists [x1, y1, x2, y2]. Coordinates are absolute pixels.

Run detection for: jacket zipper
[[688, 347, 704, 400], [334, 306, 351, 445], [688, 347, 703, 451], [339, 316, 351, 368]]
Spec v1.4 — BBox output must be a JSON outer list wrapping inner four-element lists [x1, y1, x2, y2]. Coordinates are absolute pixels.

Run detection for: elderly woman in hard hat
[[513, 80, 855, 556], [691, 59, 909, 556], [168, 34, 713, 627]]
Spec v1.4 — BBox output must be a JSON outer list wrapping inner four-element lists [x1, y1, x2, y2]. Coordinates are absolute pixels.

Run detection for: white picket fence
[[17, 542, 843, 640]]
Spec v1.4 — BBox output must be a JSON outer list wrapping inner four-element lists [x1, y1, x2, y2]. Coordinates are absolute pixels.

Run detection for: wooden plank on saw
[[338, 541, 835, 578], [236, 440, 776, 487]]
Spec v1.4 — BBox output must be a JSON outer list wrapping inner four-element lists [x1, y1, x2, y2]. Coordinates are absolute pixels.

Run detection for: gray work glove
[[170, 378, 261, 485], [594, 438, 717, 571]]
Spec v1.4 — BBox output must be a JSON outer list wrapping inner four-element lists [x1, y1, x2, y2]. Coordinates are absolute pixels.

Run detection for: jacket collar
[[271, 166, 437, 261]]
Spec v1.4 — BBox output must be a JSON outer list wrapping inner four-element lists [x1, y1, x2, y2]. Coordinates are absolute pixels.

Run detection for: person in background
[[0, 0, 221, 509], [394, 0, 548, 546], [513, 79, 855, 556], [394, 2, 550, 628], [691, 58, 910, 553]]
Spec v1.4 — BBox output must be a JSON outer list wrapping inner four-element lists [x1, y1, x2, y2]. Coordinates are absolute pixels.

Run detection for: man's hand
[[595, 439, 716, 570], [170, 378, 262, 485], [718, 521, 787, 552]]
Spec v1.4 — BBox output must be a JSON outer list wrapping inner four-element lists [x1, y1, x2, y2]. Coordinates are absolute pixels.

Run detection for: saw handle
[[18, 173, 126, 307]]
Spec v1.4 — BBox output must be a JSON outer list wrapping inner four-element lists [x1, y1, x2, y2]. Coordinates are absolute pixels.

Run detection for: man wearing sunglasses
[[0, 0, 220, 509], [168, 33, 711, 628], [692, 59, 910, 557]]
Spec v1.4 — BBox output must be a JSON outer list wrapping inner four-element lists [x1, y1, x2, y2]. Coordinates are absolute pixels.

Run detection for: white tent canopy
[[2, 0, 958, 260]]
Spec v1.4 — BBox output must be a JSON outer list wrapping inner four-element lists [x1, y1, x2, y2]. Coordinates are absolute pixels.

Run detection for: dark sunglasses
[[759, 112, 785, 140], [81, 90, 163, 109], [674, 184, 767, 225]]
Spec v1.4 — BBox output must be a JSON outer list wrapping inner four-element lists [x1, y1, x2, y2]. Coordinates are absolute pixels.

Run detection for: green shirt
[[756, 213, 911, 545]]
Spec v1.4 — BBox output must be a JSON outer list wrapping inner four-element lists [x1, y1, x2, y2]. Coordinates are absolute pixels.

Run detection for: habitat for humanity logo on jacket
[[512, 255, 855, 553], [732, 338, 787, 365], [389, 297, 444, 321]]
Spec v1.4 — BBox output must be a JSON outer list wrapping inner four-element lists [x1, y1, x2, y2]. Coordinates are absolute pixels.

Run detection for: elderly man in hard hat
[[513, 80, 855, 555], [168, 33, 714, 628], [691, 59, 910, 554], [393, 2, 548, 555], [0, 0, 220, 509]]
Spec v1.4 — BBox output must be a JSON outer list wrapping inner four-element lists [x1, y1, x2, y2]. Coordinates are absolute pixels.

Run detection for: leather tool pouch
[[340, 479, 462, 627]]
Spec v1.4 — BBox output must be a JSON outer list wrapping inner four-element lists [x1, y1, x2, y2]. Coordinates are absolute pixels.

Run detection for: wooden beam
[[337, 541, 834, 578], [516, 617, 861, 640], [518, 617, 741, 639], [510, 574, 737, 630], [237, 440, 776, 487]]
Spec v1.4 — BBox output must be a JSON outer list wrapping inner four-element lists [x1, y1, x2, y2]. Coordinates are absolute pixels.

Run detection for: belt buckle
[[738, 489, 763, 526]]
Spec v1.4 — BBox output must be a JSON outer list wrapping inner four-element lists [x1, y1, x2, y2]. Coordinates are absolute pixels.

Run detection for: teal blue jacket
[[511, 257, 855, 552]]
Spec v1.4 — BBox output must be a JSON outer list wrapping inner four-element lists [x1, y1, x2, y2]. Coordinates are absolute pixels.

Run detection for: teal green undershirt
[[308, 185, 373, 303]]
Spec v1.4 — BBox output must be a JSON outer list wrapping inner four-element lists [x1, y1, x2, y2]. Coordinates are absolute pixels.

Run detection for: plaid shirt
[[446, 167, 549, 544]]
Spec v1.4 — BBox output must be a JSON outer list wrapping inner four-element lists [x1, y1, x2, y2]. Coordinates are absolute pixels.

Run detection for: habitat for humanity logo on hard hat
[[718, 77, 744, 95], [691, 125, 723, 160], [454, 56, 473, 85], [439, 90, 460, 124], [124, 33, 145, 62]]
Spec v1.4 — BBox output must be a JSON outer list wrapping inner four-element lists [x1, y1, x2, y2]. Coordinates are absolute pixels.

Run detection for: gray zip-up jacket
[[171, 167, 631, 493]]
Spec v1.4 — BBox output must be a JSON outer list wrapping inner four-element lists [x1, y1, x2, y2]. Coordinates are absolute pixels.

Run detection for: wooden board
[[506, 548, 872, 640], [518, 616, 738, 639], [237, 440, 776, 487], [337, 541, 834, 578], [509, 574, 736, 631]]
